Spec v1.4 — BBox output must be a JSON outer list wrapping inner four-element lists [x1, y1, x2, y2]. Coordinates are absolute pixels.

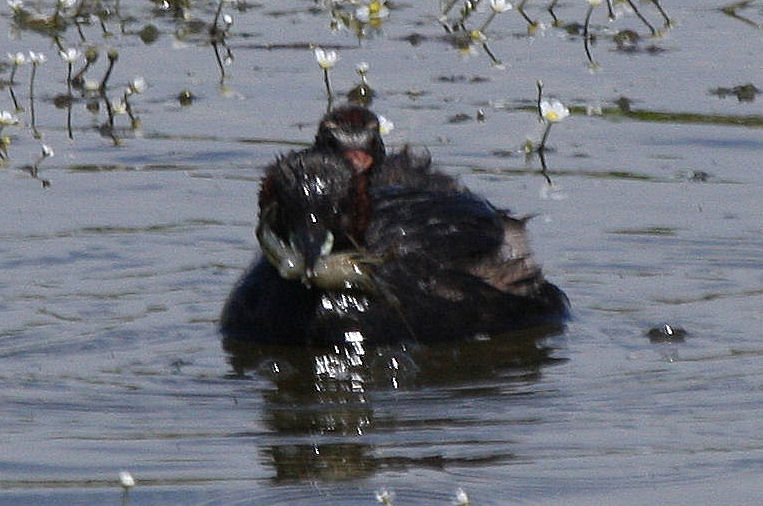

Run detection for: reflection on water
[[224, 324, 566, 482]]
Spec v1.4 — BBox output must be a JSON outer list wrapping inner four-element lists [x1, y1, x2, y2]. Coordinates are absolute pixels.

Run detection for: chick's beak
[[289, 223, 334, 277]]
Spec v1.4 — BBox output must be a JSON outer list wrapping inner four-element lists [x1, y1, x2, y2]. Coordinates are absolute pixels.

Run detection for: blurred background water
[[0, 1, 761, 504]]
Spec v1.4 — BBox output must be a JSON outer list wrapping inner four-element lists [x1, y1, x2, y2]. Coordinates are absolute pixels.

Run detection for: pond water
[[1, 0, 761, 504]]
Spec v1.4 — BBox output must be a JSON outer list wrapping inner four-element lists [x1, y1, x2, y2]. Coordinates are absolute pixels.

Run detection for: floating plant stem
[[61, 49, 76, 139], [210, 1, 234, 81], [212, 0, 225, 27], [72, 47, 98, 88], [534, 82, 556, 178], [211, 41, 226, 80], [28, 52, 46, 140], [27, 144, 53, 188], [66, 98, 73, 139], [98, 12, 111, 37], [538, 148, 551, 184], [624, 0, 657, 36], [9, 86, 21, 112], [122, 77, 146, 129], [480, 0, 513, 33], [74, 15, 86, 41], [584, 2, 599, 68], [605, 0, 615, 20], [314, 47, 339, 99], [123, 90, 134, 123], [720, 1, 761, 29], [123, 79, 145, 128], [539, 121, 553, 151], [8, 52, 25, 84], [7, 52, 25, 111], [536, 80, 544, 120], [481, 40, 502, 66], [101, 96, 119, 146], [59, 48, 81, 89], [66, 66, 74, 140], [517, 0, 537, 27], [479, 11, 498, 33], [99, 52, 121, 146], [650, 0, 672, 27], [456, 0, 480, 28], [468, 29, 503, 66], [99, 49, 118, 92], [548, 0, 560, 25], [441, 0, 460, 15], [324, 68, 332, 99], [444, 0, 481, 33]]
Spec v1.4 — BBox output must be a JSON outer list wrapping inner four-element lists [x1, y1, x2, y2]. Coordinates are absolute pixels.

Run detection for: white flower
[[83, 79, 99, 91], [111, 99, 127, 114], [469, 29, 487, 42], [375, 488, 395, 504], [453, 487, 470, 505], [58, 48, 81, 63], [356, 61, 369, 74], [118, 471, 135, 489], [222, 14, 233, 26], [58, 0, 76, 8], [490, 0, 512, 13], [587, 0, 602, 6], [7, 52, 26, 65], [356, 1, 389, 23], [41, 144, 54, 158], [128, 77, 146, 94], [7, 0, 24, 11], [0, 110, 21, 126], [378, 115, 394, 135], [28, 51, 46, 64], [314, 47, 339, 69], [540, 99, 569, 123]]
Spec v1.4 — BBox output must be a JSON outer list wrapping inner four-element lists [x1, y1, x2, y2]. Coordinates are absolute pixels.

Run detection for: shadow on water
[[222, 324, 567, 482]]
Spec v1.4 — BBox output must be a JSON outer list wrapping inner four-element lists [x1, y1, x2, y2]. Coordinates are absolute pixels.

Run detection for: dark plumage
[[220, 106, 569, 345]]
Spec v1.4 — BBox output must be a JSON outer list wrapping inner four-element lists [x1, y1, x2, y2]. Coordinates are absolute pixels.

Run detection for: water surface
[[1, 1, 761, 504]]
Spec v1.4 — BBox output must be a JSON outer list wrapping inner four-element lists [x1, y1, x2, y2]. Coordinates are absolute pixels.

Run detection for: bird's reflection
[[223, 324, 566, 482]]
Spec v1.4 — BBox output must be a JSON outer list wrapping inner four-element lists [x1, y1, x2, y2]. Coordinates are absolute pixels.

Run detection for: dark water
[[1, 1, 761, 504]]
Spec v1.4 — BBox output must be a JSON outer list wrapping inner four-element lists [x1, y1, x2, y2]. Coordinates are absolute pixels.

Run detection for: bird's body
[[220, 106, 568, 345]]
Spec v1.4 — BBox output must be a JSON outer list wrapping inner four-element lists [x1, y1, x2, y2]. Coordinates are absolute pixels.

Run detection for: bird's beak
[[289, 221, 334, 277]]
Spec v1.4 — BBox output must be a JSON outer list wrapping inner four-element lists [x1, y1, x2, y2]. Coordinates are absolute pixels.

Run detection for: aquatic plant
[[348, 61, 374, 105], [209, 0, 234, 81], [28, 50, 46, 139], [314, 46, 339, 99], [355, 0, 389, 25], [0, 110, 20, 162], [480, 0, 513, 33]]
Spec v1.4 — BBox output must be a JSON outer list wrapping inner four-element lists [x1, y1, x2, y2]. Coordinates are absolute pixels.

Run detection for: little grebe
[[220, 106, 569, 345]]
